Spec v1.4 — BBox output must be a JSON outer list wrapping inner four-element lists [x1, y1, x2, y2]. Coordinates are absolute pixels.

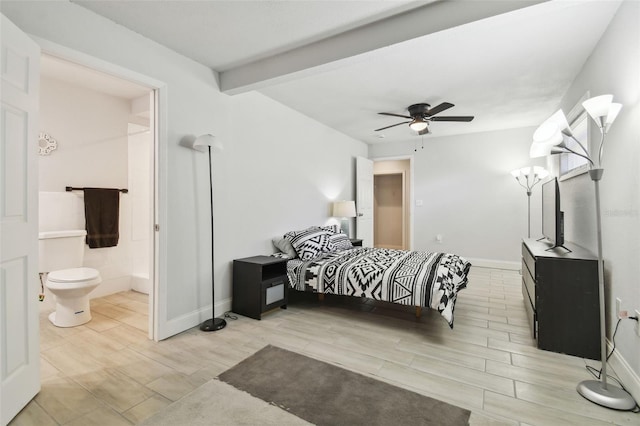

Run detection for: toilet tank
[[38, 230, 87, 273]]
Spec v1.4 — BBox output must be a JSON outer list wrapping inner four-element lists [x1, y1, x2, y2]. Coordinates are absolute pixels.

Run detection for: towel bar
[[65, 186, 128, 194]]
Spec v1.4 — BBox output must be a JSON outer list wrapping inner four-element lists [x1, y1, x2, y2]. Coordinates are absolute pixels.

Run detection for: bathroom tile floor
[[9, 268, 640, 425]]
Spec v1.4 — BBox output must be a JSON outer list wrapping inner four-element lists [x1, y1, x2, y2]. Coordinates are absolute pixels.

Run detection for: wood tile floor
[[9, 267, 639, 425]]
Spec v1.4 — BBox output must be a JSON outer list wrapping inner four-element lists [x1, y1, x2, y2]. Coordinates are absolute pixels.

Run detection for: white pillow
[[272, 236, 297, 258]]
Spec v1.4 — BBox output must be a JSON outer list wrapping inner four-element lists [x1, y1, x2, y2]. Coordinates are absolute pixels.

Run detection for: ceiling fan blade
[[378, 112, 412, 119], [417, 127, 431, 136], [425, 102, 454, 116], [374, 121, 411, 131], [430, 116, 474, 122]]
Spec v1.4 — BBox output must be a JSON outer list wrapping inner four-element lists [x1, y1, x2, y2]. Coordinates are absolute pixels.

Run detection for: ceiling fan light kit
[[375, 102, 474, 135], [409, 117, 428, 132]]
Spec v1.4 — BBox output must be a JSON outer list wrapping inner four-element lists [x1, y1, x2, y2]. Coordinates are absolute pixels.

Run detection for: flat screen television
[[541, 178, 565, 249]]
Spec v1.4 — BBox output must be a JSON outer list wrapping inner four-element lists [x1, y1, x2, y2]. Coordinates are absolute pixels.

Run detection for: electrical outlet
[[635, 310, 640, 337], [616, 298, 622, 318]]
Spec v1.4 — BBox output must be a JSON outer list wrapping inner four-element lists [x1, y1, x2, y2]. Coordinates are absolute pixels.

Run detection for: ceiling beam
[[220, 0, 547, 95]]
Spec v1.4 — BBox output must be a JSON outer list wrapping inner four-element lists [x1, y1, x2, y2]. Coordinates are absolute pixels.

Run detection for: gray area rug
[[218, 345, 471, 426]]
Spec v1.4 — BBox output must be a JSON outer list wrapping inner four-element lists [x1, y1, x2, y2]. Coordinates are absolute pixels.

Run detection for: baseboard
[[158, 297, 232, 340], [607, 340, 640, 405], [465, 257, 520, 271]]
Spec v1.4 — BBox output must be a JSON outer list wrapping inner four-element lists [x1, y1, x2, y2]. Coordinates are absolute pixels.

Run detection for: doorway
[[38, 53, 157, 339], [373, 158, 411, 250], [374, 173, 404, 249]]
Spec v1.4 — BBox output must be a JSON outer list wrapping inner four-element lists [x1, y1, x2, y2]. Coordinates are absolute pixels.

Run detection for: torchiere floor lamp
[[530, 95, 635, 411], [510, 166, 549, 238], [191, 134, 227, 332]]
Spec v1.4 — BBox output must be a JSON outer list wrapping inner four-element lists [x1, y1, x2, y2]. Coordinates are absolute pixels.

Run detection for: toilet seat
[[48, 267, 100, 282], [46, 267, 102, 290]]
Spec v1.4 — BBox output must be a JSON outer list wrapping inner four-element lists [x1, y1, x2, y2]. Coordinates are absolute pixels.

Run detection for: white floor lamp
[[190, 134, 226, 332], [510, 166, 549, 238], [531, 95, 635, 411]]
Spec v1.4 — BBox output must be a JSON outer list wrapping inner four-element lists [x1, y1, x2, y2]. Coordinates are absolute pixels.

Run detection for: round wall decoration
[[38, 132, 58, 155]]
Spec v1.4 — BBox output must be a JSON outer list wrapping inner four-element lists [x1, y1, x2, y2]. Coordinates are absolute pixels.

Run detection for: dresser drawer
[[522, 260, 536, 308], [522, 243, 535, 279], [522, 282, 536, 338]]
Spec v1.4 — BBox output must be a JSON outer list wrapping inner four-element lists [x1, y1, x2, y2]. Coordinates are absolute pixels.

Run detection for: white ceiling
[[69, 0, 623, 145]]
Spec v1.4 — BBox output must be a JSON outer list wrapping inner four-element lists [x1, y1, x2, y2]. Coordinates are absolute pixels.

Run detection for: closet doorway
[[373, 158, 412, 250]]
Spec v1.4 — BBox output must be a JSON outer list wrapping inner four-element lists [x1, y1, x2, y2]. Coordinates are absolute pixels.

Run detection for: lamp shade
[[332, 200, 356, 218], [582, 95, 613, 121], [605, 103, 622, 127], [192, 134, 224, 152], [511, 166, 549, 180], [530, 141, 553, 158], [533, 166, 549, 179], [533, 109, 569, 145]]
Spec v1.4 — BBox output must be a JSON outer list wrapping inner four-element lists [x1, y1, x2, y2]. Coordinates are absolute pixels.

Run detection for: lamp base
[[577, 380, 636, 411], [340, 218, 350, 237], [199, 317, 227, 332]]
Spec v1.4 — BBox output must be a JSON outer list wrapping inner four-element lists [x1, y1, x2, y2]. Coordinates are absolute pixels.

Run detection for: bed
[[272, 225, 471, 327]]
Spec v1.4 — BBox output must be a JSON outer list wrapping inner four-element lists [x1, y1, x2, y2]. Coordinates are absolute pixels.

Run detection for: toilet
[[38, 230, 102, 327]]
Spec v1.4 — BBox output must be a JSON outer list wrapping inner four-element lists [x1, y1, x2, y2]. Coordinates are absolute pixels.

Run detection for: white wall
[[215, 91, 368, 303], [552, 0, 639, 396], [39, 76, 133, 298], [1, 1, 367, 335], [370, 127, 545, 265]]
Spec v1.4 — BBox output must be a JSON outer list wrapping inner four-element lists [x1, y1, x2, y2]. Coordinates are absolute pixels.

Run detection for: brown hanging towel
[[83, 188, 120, 248]]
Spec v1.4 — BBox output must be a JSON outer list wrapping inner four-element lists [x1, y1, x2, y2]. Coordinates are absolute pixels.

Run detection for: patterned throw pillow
[[284, 227, 335, 260], [319, 224, 340, 234], [319, 224, 353, 251], [329, 232, 353, 251]]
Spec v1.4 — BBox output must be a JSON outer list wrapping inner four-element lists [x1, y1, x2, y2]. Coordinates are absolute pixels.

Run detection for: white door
[[356, 156, 374, 247], [0, 14, 41, 425]]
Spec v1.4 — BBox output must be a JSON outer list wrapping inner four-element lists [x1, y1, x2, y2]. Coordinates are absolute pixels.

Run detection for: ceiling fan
[[375, 102, 474, 135]]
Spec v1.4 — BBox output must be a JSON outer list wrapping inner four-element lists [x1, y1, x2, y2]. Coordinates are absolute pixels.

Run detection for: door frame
[[31, 35, 167, 341], [373, 171, 406, 250], [371, 155, 414, 250]]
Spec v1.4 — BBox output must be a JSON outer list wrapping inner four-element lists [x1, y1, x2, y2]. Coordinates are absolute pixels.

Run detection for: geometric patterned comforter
[[286, 247, 471, 328]]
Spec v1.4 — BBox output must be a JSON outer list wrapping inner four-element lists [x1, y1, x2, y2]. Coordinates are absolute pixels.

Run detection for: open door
[[356, 156, 374, 247], [0, 14, 41, 424]]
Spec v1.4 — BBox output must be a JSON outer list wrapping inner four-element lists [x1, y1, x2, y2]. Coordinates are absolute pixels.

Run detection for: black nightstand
[[350, 238, 363, 247], [232, 256, 288, 320]]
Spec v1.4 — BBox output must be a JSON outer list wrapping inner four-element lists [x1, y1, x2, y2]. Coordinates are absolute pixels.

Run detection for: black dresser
[[521, 239, 600, 360]]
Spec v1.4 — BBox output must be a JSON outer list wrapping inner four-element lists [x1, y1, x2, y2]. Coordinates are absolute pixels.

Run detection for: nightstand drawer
[[262, 275, 287, 311]]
